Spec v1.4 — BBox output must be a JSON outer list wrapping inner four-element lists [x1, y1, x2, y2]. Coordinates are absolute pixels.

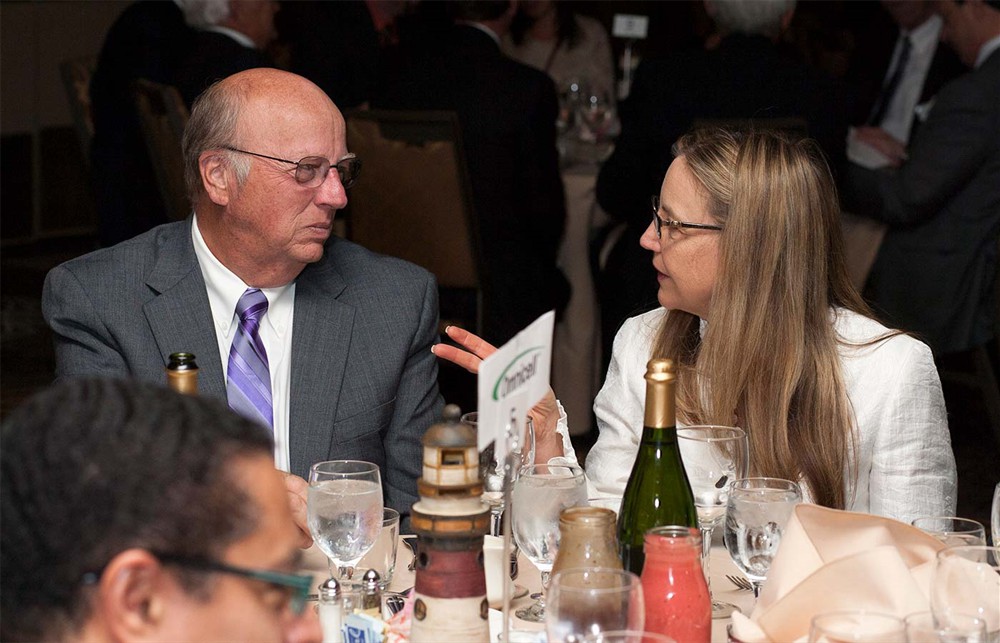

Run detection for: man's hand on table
[[283, 471, 314, 548]]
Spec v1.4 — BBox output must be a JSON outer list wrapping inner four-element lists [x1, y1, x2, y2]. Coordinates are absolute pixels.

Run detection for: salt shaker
[[318, 577, 343, 643], [361, 569, 382, 617]]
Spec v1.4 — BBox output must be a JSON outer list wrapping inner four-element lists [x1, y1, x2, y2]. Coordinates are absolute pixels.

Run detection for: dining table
[[301, 535, 755, 643]]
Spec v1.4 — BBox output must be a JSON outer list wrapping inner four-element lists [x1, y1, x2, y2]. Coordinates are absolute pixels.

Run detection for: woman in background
[[434, 127, 956, 524]]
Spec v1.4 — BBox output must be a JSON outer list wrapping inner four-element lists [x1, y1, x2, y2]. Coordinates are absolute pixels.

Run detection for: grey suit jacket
[[42, 219, 444, 521], [846, 49, 1000, 355]]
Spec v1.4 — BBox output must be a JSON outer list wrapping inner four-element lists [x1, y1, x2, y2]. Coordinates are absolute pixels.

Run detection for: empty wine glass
[[930, 545, 1000, 642], [512, 463, 588, 622], [904, 610, 988, 643], [575, 87, 616, 145], [724, 477, 802, 598], [462, 411, 535, 537], [912, 516, 987, 546], [307, 460, 383, 584], [546, 568, 644, 643], [677, 425, 748, 618], [992, 483, 999, 548]]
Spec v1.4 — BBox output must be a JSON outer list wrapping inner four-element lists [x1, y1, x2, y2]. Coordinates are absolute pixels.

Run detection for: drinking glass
[[307, 460, 383, 583], [462, 411, 535, 537], [575, 87, 616, 144], [677, 425, 749, 618], [724, 477, 802, 598], [930, 546, 1000, 642], [589, 497, 623, 516], [512, 463, 588, 622], [912, 517, 987, 546], [904, 610, 988, 643], [992, 483, 999, 547], [546, 568, 644, 643], [808, 611, 905, 642], [356, 507, 400, 589]]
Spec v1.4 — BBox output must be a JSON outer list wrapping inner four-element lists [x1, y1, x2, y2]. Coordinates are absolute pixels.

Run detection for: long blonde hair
[[652, 128, 876, 509]]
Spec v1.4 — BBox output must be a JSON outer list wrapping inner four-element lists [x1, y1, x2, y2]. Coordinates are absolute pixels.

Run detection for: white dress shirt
[[554, 307, 957, 524], [192, 215, 295, 471], [880, 15, 942, 143]]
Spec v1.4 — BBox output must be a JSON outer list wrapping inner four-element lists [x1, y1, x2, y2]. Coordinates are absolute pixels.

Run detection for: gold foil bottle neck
[[643, 358, 676, 429], [166, 352, 199, 395]]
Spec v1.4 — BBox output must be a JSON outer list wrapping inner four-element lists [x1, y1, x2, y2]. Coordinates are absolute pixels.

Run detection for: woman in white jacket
[[434, 127, 956, 523]]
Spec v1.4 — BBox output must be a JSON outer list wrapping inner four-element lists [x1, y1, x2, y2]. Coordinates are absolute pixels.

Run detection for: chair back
[[345, 110, 482, 331], [133, 79, 190, 221], [59, 56, 97, 165]]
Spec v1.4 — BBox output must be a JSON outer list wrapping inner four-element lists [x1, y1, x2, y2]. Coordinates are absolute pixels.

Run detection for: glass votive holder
[[808, 611, 905, 643], [903, 610, 988, 643]]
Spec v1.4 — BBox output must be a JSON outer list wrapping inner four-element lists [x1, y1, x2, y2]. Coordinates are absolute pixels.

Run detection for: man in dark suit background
[[89, 0, 194, 247], [174, 0, 278, 107], [593, 0, 849, 370], [846, 0, 964, 163], [374, 0, 570, 346], [845, 0, 1000, 356], [43, 69, 443, 524]]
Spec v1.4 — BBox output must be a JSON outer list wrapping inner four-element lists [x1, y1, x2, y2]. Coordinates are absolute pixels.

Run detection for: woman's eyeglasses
[[651, 195, 723, 239]]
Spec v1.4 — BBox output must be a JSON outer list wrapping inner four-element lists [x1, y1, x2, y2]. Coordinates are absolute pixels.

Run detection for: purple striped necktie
[[227, 288, 273, 430]]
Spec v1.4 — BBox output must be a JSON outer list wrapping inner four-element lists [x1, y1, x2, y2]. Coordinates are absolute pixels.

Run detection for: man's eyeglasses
[[651, 195, 724, 239], [224, 146, 361, 189], [82, 552, 313, 616]]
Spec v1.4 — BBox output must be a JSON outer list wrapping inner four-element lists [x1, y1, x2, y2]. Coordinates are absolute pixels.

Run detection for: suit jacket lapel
[[288, 253, 353, 477], [142, 219, 226, 401]]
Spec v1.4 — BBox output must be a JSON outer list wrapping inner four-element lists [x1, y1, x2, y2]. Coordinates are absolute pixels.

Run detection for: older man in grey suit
[[846, 0, 1000, 356], [42, 68, 443, 527]]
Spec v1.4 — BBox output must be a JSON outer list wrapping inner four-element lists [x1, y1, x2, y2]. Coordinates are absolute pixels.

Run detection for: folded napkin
[[730, 504, 946, 643]]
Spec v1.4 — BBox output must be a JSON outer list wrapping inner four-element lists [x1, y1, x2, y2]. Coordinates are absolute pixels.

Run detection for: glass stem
[[490, 506, 503, 537], [752, 581, 762, 599], [341, 565, 354, 580], [539, 570, 551, 608], [699, 524, 714, 598]]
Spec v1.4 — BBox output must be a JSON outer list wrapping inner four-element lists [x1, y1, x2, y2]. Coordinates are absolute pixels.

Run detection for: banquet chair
[[133, 78, 190, 221], [59, 56, 97, 167], [345, 110, 483, 334]]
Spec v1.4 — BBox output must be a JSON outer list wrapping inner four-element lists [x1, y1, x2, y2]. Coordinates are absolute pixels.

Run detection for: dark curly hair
[[1, 378, 274, 642]]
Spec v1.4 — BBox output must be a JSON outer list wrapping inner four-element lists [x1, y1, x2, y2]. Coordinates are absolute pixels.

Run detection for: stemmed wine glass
[[307, 460, 383, 584], [462, 411, 536, 537], [911, 516, 987, 546], [724, 477, 802, 598], [512, 463, 588, 622], [992, 482, 999, 547], [930, 545, 1000, 642], [677, 426, 749, 618]]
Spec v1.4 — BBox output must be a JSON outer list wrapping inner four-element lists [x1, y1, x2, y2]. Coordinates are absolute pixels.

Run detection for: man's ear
[[200, 151, 234, 206], [97, 549, 172, 642]]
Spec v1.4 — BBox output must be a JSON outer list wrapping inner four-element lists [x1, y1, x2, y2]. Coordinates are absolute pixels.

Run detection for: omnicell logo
[[491, 348, 542, 401]]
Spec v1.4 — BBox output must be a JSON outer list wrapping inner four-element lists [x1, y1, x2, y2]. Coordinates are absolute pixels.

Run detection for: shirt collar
[[902, 14, 942, 55], [458, 21, 502, 47], [192, 214, 294, 338], [204, 25, 257, 50], [976, 34, 1000, 68]]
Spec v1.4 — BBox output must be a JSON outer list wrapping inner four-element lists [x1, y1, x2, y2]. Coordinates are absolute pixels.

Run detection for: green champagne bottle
[[617, 358, 698, 575]]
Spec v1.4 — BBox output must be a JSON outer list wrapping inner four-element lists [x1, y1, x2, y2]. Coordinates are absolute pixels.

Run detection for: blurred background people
[[845, 0, 963, 163], [844, 0, 1000, 358], [88, 0, 194, 247], [375, 0, 569, 346], [593, 0, 849, 374], [174, 0, 278, 107], [503, 0, 615, 105], [1, 378, 321, 643]]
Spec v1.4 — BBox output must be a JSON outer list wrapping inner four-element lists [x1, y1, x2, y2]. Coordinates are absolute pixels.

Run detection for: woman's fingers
[[432, 343, 481, 374], [445, 326, 498, 359]]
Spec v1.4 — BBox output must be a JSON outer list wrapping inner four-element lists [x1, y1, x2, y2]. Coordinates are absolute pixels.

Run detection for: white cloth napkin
[[729, 504, 946, 642]]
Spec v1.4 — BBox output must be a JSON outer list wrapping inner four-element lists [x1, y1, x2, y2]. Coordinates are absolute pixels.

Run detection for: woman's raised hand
[[431, 326, 497, 374], [432, 326, 564, 462]]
